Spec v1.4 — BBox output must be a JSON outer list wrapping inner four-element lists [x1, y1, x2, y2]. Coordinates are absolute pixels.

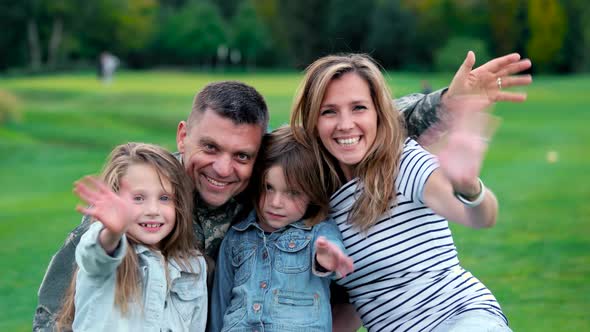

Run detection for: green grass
[[1, 71, 589, 331]]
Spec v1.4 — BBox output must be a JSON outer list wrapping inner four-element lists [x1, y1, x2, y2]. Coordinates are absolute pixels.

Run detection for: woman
[[291, 54, 511, 331]]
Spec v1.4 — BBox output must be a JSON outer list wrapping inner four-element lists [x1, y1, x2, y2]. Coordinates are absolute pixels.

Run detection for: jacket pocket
[[270, 289, 320, 325], [273, 232, 311, 274], [170, 274, 203, 322], [221, 292, 247, 332], [231, 241, 256, 286]]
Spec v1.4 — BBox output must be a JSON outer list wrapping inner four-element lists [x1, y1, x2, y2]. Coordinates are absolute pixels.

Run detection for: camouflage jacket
[[32, 88, 445, 331]]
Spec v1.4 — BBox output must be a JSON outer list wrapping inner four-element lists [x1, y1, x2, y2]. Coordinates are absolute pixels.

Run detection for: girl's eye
[[320, 109, 335, 116], [132, 195, 144, 202], [288, 190, 300, 197], [353, 105, 367, 111], [265, 184, 274, 192], [160, 195, 171, 202]]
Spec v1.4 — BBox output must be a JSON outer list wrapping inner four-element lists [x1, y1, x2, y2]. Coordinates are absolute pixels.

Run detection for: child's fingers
[[74, 182, 100, 204], [87, 176, 111, 195], [315, 236, 327, 248], [76, 204, 93, 216], [337, 255, 354, 277]]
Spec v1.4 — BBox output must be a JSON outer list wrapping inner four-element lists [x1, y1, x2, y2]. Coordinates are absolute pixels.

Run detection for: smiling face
[[317, 72, 378, 179], [123, 163, 176, 247], [257, 165, 310, 232], [177, 109, 264, 207]]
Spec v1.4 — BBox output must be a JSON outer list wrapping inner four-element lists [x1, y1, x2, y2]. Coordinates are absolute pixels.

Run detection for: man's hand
[[315, 236, 354, 278], [445, 51, 532, 105]]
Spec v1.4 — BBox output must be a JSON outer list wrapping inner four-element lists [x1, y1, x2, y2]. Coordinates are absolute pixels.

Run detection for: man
[[33, 52, 532, 331]]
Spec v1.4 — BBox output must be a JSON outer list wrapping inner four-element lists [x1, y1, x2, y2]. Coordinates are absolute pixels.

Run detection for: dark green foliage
[[0, 0, 589, 72]]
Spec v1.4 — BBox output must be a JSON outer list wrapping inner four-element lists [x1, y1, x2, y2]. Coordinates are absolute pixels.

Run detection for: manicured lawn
[[1, 71, 588, 331]]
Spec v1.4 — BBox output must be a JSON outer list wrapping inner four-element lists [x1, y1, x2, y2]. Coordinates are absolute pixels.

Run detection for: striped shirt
[[331, 138, 506, 332]]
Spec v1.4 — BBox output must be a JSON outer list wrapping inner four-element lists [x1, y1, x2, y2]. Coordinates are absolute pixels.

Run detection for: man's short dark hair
[[188, 81, 269, 130]]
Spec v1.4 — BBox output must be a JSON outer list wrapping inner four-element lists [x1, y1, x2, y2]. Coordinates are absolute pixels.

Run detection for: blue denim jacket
[[210, 210, 347, 332], [73, 222, 207, 332]]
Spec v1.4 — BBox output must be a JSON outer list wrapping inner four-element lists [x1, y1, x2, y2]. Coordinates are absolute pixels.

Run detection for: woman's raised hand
[[436, 96, 498, 196]]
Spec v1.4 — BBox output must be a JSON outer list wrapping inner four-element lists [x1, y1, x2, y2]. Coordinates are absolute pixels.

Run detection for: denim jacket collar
[[232, 210, 312, 233], [133, 243, 202, 276]]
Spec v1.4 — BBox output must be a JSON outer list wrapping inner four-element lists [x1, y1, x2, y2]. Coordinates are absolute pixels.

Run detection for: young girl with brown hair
[[210, 126, 354, 332]]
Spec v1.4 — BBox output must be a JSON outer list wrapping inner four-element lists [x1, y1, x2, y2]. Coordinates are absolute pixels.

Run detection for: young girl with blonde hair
[[57, 142, 207, 331]]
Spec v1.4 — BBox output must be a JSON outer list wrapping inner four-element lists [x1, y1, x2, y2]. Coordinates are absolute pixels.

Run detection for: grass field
[[1, 70, 589, 331]]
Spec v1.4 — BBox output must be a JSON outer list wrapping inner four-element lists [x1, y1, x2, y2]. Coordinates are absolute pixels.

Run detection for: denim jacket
[[210, 210, 347, 332], [73, 222, 207, 332]]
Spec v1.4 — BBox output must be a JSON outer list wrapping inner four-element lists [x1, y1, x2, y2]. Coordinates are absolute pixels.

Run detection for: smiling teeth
[[140, 223, 162, 228], [337, 137, 360, 145], [206, 176, 227, 187]]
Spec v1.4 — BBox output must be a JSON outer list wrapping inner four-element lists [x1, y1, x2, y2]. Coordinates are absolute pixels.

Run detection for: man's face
[[177, 109, 264, 207]]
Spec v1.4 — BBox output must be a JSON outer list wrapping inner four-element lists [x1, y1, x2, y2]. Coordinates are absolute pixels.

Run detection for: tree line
[[1, 0, 588, 73]]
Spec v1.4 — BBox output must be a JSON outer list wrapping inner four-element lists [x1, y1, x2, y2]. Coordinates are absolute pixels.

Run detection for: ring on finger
[[496, 77, 503, 90]]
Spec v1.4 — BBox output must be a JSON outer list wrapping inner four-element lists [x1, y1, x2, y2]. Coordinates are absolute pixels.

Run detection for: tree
[[560, 0, 590, 72], [325, 0, 374, 53], [158, 0, 227, 66], [231, 0, 270, 67], [277, 0, 330, 67], [365, 0, 417, 69], [527, 0, 566, 71]]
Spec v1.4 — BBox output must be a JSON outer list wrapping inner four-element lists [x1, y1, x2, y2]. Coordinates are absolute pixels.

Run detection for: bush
[[0, 89, 22, 125], [435, 37, 491, 72]]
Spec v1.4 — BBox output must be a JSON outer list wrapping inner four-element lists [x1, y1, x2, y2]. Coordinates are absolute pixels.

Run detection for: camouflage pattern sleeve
[[33, 215, 92, 332], [395, 88, 448, 139]]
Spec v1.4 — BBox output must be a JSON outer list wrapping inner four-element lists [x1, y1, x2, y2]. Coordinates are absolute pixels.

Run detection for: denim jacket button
[[288, 241, 295, 248], [252, 303, 261, 312], [260, 281, 267, 289]]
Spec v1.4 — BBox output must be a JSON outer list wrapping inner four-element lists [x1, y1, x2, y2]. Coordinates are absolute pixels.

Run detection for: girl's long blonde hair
[[57, 143, 199, 331], [291, 54, 406, 232]]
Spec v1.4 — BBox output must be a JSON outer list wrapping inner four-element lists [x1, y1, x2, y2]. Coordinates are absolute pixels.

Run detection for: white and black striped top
[[332, 138, 506, 332]]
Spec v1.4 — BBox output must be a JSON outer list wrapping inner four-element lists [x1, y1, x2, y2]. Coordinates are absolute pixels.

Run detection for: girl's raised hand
[[315, 236, 354, 278], [74, 176, 139, 237]]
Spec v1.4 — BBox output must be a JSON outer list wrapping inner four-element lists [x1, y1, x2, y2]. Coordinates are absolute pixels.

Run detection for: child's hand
[[315, 236, 354, 278], [74, 176, 139, 240]]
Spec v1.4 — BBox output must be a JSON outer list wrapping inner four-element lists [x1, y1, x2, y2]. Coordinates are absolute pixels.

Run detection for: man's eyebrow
[[198, 137, 218, 145]]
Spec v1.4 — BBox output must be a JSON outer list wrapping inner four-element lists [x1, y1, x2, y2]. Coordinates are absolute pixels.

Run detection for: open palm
[[447, 51, 532, 104], [436, 96, 494, 194], [74, 176, 139, 236]]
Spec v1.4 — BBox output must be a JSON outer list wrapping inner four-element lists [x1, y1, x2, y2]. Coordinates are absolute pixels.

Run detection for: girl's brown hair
[[290, 54, 406, 232], [253, 126, 330, 227], [57, 142, 199, 331]]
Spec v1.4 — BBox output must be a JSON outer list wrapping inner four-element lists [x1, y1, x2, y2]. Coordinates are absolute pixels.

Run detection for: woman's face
[[317, 72, 378, 179]]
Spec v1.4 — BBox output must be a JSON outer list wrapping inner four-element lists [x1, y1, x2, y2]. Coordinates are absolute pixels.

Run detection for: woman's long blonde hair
[[56, 143, 199, 331], [291, 54, 406, 232]]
